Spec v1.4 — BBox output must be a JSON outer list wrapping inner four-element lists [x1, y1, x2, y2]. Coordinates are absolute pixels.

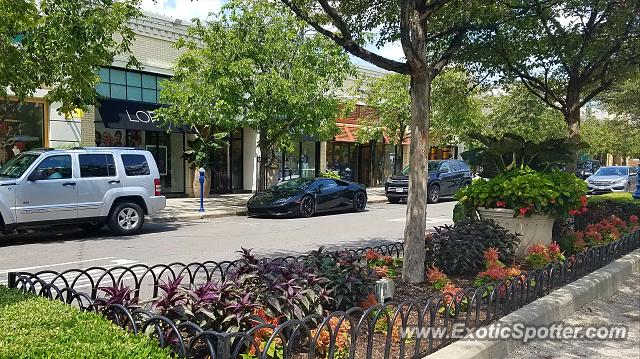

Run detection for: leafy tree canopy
[[474, 83, 566, 143], [156, 0, 353, 184], [581, 113, 640, 159], [0, 0, 141, 114], [599, 70, 640, 121]]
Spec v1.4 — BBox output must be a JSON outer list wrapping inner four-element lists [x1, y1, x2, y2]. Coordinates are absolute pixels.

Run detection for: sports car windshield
[[272, 178, 316, 191], [0, 153, 40, 178], [595, 167, 628, 176]]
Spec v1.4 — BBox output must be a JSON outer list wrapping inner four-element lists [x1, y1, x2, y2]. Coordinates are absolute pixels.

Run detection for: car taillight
[[154, 178, 161, 196]]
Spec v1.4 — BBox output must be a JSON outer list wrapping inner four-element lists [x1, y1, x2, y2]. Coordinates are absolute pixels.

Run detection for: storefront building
[[80, 13, 259, 196]]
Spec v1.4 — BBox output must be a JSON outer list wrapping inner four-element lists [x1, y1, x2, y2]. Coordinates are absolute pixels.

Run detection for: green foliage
[[0, 286, 170, 359], [462, 133, 585, 179], [183, 131, 228, 169], [156, 0, 353, 171], [581, 114, 640, 159], [356, 68, 482, 147], [425, 219, 520, 275], [472, 84, 566, 143], [0, 0, 141, 115], [319, 171, 341, 179], [599, 69, 640, 122], [456, 168, 588, 217]]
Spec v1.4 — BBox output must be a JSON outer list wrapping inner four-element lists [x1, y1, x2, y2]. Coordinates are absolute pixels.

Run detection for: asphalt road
[[0, 200, 456, 284]]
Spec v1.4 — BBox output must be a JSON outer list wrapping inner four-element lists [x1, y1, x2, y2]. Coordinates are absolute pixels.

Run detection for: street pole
[[199, 167, 205, 216]]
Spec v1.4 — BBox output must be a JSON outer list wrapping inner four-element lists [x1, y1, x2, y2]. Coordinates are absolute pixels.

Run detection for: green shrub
[[426, 219, 521, 275], [456, 168, 587, 217], [574, 193, 640, 230], [0, 286, 171, 359]]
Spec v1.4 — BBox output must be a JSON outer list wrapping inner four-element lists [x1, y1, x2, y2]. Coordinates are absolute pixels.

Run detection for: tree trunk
[[402, 74, 431, 284], [258, 140, 278, 191], [565, 107, 581, 173]]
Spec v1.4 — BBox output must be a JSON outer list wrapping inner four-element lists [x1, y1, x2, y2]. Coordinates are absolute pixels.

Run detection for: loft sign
[[125, 109, 156, 124]]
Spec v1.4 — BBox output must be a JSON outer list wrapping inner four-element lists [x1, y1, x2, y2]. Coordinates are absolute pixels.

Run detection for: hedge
[[0, 286, 171, 359]]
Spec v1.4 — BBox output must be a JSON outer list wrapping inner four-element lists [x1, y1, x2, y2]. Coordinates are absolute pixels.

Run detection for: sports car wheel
[[353, 191, 367, 212], [428, 185, 440, 204], [300, 196, 315, 218]]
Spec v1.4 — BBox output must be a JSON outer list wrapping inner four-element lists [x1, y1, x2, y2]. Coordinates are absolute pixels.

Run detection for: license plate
[[395, 187, 404, 193]]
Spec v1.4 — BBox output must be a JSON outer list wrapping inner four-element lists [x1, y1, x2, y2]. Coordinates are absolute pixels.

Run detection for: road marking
[[0, 257, 116, 274]]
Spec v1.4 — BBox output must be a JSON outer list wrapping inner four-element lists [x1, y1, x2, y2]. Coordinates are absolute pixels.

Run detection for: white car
[[0, 148, 166, 235]]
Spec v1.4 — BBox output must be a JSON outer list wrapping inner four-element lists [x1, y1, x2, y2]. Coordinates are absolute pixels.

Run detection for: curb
[[149, 197, 389, 223], [425, 249, 640, 359]]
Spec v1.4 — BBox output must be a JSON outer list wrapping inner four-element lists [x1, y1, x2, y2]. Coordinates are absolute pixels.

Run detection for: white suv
[[0, 148, 166, 235]]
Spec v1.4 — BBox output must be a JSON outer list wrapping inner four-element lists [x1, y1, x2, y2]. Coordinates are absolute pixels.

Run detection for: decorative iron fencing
[[8, 233, 639, 359]]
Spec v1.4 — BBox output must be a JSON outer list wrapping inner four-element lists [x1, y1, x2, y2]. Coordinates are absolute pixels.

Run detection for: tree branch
[[279, 0, 410, 74]]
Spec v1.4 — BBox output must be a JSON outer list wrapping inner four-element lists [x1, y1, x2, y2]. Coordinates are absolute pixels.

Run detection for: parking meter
[[199, 167, 205, 213]]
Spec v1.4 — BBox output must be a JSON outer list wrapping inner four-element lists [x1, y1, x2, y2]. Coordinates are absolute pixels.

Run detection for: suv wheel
[[428, 185, 440, 204], [108, 202, 144, 235]]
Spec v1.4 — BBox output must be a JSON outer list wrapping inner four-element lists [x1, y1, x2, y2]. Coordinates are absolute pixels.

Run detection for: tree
[[278, 0, 510, 283], [474, 83, 566, 143], [355, 73, 410, 175], [0, 0, 140, 114], [356, 68, 482, 175], [477, 0, 640, 172], [581, 114, 640, 161], [156, 0, 352, 189], [599, 69, 640, 121]]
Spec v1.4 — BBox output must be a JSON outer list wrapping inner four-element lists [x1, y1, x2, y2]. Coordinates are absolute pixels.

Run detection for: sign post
[[199, 167, 205, 215]]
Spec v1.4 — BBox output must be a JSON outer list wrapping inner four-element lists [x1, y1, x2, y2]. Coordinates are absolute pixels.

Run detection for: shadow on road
[[0, 222, 191, 248]]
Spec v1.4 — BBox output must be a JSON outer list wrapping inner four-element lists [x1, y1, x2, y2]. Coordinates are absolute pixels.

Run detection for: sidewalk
[[149, 187, 388, 223]]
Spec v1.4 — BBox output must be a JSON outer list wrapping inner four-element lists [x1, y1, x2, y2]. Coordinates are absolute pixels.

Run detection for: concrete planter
[[478, 207, 555, 257]]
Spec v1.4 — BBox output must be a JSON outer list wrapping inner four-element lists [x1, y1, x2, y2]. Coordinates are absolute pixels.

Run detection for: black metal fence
[[8, 234, 639, 359]]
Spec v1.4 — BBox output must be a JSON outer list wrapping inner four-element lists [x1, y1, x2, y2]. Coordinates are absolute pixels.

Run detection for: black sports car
[[247, 177, 368, 217]]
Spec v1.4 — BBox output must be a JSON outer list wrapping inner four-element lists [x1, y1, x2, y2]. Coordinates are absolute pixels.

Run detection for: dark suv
[[384, 160, 473, 204]]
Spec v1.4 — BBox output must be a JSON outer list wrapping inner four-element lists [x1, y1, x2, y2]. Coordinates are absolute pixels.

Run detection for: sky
[[139, 0, 404, 71]]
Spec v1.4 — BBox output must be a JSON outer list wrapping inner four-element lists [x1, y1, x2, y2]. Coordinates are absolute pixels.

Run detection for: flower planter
[[478, 207, 555, 257]]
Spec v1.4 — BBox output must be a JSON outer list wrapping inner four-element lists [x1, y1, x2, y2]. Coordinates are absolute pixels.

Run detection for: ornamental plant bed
[[7, 228, 639, 358]]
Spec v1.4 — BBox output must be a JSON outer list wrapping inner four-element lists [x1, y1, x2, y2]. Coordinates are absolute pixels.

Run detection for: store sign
[[97, 99, 172, 132], [125, 109, 157, 124]]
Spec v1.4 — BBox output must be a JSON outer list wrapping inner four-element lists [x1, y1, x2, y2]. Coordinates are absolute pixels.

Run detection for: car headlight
[[273, 196, 297, 205], [615, 178, 627, 185]]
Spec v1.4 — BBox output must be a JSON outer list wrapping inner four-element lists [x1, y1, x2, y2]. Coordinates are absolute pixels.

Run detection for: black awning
[[97, 99, 183, 132]]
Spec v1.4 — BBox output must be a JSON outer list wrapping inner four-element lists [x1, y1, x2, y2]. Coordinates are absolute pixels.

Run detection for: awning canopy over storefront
[[97, 99, 185, 132], [334, 122, 410, 145]]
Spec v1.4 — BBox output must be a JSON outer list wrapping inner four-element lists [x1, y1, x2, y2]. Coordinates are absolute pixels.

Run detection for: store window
[[97, 68, 167, 104], [0, 100, 45, 165], [326, 142, 356, 181], [145, 132, 185, 193]]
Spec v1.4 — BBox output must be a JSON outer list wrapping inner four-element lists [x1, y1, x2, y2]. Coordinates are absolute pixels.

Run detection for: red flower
[[383, 255, 394, 266], [528, 243, 547, 255], [568, 209, 579, 216], [519, 207, 529, 216], [548, 242, 561, 255], [630, 215, 638, 224], [496, 201, 507, 208], [365, 249, 380, 261], [426, 265, 447, 284], [580, 195, 588, 207], [484, 248, 500, 263]]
